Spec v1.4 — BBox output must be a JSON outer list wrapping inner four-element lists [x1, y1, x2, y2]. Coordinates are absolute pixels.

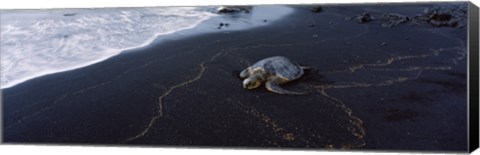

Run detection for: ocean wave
[[0, 7, 217, 89]]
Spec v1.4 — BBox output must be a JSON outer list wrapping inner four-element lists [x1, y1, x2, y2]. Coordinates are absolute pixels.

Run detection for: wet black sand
[[2, 3, 468, 152]]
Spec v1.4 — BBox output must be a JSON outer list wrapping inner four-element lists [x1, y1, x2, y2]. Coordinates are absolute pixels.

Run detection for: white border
[[0, 145, 468, 155], [0, 0, 475, 9], [1, 0, 479, 155]]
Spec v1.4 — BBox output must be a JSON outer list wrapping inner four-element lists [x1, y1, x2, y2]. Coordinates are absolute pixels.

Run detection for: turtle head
[[243, 75, 262, 89]]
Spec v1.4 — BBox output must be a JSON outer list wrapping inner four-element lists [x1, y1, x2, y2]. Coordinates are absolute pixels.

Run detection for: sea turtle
[[239, 56, 309, 95]]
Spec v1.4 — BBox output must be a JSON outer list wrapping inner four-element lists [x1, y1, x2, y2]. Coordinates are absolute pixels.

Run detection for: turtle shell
[[249, 56, 304, 81]]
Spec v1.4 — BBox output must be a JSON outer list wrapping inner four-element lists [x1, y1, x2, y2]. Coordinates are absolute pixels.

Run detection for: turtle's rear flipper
[[266, 79, 307, 95], [299, 66, 311, 70]]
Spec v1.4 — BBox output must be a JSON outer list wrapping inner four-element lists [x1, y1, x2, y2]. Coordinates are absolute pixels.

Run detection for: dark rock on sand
[[216, 6, 252, 14], [349, 12, 373, 23], [63, 13, 77, 17], [310, 6, 323, 13], [381, 13, 411, 28], [218, 23, 230, 29], [414, 5, 467, 28]]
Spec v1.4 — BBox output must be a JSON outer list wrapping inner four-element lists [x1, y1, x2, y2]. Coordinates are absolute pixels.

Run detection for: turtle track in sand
[[122, 16, 466, 149], [122, 25, 372, 147]]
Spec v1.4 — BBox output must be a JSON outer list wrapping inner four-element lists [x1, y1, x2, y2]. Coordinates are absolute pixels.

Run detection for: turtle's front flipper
[[239, 68, 249, 79], [265, 79, 306, 95]]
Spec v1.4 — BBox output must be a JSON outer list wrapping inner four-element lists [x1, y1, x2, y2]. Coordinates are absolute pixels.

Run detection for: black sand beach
[[2, 3, 468, 152]]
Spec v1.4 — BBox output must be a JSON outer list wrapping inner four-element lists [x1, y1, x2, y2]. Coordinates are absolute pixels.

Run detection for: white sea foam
[[0, 6, 293, 89], [0, 7, 218, 89]]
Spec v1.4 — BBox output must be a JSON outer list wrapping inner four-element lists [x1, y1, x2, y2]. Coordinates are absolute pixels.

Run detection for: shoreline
[[0, 5, 293, 89]]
